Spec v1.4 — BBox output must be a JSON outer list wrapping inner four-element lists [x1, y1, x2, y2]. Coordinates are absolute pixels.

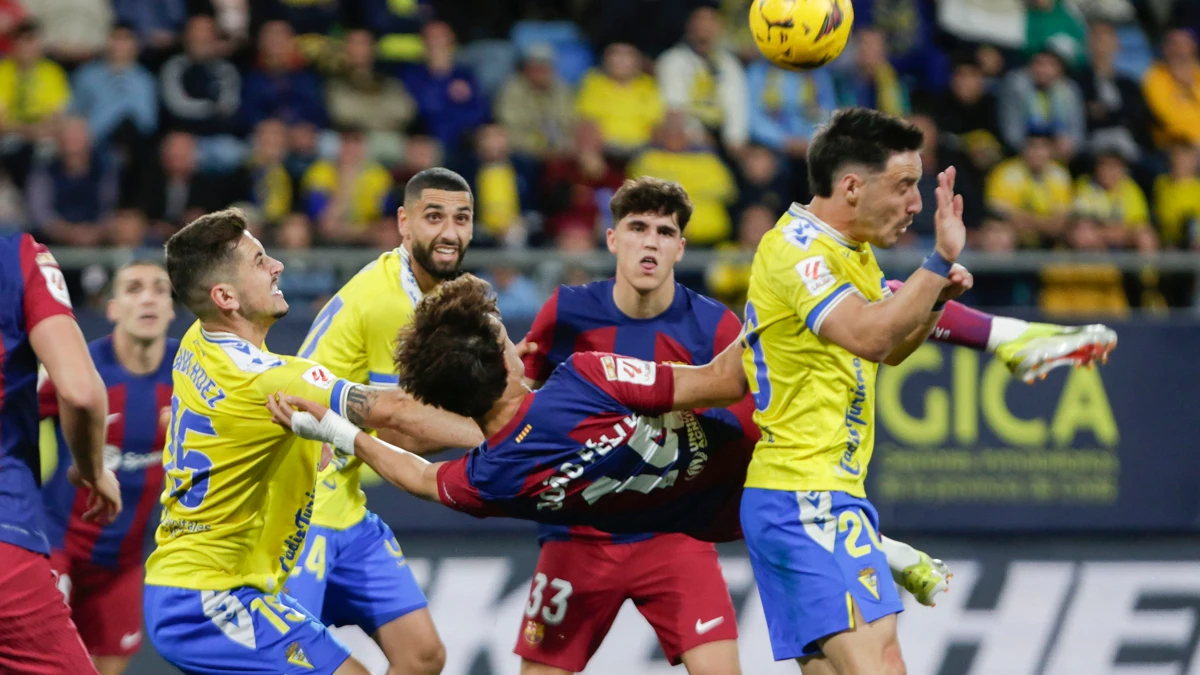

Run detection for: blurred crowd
[[1, 0, 1198, 316]]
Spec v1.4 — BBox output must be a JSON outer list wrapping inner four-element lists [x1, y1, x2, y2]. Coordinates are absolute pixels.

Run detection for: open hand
[[933, 166, 967, 262]]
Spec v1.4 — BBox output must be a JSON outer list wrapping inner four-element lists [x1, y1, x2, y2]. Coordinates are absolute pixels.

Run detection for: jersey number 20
[[164, 395, 216, 509]]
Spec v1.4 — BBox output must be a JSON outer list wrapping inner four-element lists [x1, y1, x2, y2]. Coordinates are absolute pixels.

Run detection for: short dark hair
[[395, 274, 507, 419], [404, 167, 472, 205], [806, 108, 925, 198], [14, 19, 39, 40], [609, 177, 693, 232], [164, 209, 248, 317]]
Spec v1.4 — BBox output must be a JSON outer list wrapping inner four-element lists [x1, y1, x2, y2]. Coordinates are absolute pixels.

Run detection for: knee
[[388, 639, 445, 675], [883, 642, 905, 675]]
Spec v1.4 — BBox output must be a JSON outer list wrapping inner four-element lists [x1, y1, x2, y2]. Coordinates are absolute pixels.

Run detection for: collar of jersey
[[787, 203, 860, 250], [397, 246, 424, 308]]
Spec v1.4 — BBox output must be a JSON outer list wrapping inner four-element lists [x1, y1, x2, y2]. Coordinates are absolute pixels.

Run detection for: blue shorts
[[741, 488, 904, 661], [144, 585, 351, 675], [284, 510, 428, 634]]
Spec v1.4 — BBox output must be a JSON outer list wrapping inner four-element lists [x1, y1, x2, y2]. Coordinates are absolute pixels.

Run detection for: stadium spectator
[[733, 143, 790, 220], [542, 119, 625, 241], [628, 110, 736, 246], [1155, 144, 1200, 250], [301, 128, 393, 245], [855, 0, 951, 93], [136, 131, 228, 241], [470, 123, 537, 247], [706, 202, 775, 310], [159, 15, 243, 170], [401, 20, 488, 168], [0, 0, 25, 56], [358, 0, 427, 66], [1039, 213, 1130, 315], [1073, 149, 1157, 251], [985, 129, 1074, 248], [1142, 27, 1200, 149], [656, 6, 749, 154], [283, 120, 319, 183], [26, 0, 112, 68], [274, 212, 336, 306], [1075, 20, 1152, 162], [240, 20, 327, 129], [837, 28, 911, 117], [210, 0, 250, 52], [481, 265, 544, 319], [745, 59, 837, 160], [70, 24, 157, 147], [325, 29, 415, 166], [909, 114, 985, 241], [1025, 0, 1088, 68], [495, 43, 574, 159], [932, 53, 1004, 174], [390, 133, 442, 186], [256, 0, 339, 39], [110, 0, 187, 68], [229, 118, 293, 226], [575, 42, 664, 156], [999, 48, 1085, 161], [0, 21, 70, 186], [27, 118, 118, 247]]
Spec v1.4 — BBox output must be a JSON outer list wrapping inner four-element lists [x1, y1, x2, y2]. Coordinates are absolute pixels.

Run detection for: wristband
[[922, 251, 954, 277], [932, 299, 947, 312], [291, 410, 360, 456]]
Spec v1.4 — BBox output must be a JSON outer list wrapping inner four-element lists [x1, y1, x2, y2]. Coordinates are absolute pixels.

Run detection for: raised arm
[[342, 385, 484, 453], [669, 339, 749, 411]]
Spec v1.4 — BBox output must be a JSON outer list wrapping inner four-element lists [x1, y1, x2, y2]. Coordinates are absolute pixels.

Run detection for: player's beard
[[412, 238, 465, 282]]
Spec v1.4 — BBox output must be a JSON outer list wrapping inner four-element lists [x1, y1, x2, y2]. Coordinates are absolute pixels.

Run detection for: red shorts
[[0, 542, 97, 674], [49, 550, 144, 657], [513, 533, 738, 671]]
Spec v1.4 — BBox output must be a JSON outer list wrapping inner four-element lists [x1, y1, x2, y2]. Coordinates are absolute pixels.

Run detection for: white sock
[[986, 316, 1030, 352], [879, 535, 922, 574]]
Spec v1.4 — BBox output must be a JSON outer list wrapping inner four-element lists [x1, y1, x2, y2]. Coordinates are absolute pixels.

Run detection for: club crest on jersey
[[286, 641, 314, 669], [301, 365, 335, 389], [601, 355, 656, 386], [796, 256, 835, 297], [858, 567, 880, 600], [523, 619, 544, 645]]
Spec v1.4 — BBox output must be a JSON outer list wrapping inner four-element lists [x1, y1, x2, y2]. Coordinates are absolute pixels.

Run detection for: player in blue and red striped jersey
[[0, 233, 119, 675], [40, 260, 177, 675], [514, 177, 749, 675]]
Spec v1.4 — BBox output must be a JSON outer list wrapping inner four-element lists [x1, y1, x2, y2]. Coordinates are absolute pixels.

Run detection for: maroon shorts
[[513, 533, 738, 671], [49, 550, 144, 657], [0, 541, 98, 674]]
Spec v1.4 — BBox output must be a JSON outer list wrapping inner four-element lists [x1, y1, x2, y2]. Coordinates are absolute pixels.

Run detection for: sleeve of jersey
[[19, 235, 74, 331], [522, 287, 560, 382], [713, 308, 744, 353], [254, 359, 353, 419], [783, 251, 857, 336], [571, 352, 675, 416], [435, 456, 505, 518]]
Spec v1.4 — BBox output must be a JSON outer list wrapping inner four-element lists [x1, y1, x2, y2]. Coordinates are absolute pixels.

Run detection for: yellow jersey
[[145, 322, 353, 592], [297, 248, 423, 529], [741, 205, 889, 497]]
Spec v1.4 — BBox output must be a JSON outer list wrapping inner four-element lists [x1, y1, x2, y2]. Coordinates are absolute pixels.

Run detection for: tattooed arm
[[343, 384, 485, 454]]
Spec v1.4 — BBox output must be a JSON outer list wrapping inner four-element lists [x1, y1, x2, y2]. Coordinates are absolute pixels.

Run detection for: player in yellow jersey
[[286, 168, 479, 674], [740, 108, 975, 675], [142, 208, 481, 675]]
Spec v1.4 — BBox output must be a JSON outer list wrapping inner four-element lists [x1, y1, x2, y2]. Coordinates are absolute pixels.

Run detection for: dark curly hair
[[807, 107, 925, 198], [395, 274, 509, 419], [609, 177, 693, 232]]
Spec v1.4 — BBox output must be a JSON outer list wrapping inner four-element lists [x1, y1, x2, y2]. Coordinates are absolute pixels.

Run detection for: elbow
[[856, 339, 894, 365], [57, 373, 104, 414]]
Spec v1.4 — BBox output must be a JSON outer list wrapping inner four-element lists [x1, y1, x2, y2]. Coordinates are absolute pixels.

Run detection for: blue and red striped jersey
[[437, 351, 751, 542], [521, 279, 752, 544], [41, 336, 176, 569], [0, 233, 75, 555]]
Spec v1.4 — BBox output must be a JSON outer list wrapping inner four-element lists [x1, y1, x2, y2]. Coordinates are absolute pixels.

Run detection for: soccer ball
[[750, 0, 855, 71]]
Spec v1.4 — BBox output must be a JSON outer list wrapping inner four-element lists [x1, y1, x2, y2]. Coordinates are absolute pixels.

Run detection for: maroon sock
[[886, 279, 993, 350]]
